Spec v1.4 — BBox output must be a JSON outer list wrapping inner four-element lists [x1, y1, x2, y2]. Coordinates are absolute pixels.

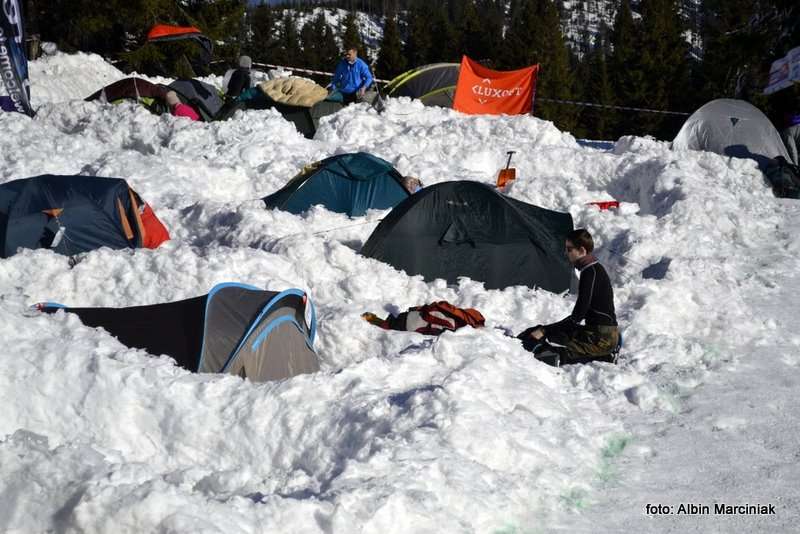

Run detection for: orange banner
[[452, 56, 539, 115]]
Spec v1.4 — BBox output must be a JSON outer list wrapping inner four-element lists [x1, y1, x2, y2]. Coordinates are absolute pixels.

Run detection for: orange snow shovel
[[496, 151, 516, 189]]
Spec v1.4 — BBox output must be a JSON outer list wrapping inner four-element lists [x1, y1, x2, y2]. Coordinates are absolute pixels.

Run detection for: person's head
[[401, 176, 423, 194], [239, 55, 252, 70], [165, 91, 181, 109], [344, 48, 358, 64], [565, 228, 594, 264]]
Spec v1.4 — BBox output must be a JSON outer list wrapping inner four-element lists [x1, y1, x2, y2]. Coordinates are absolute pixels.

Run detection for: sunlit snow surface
[[1, 52, 798, 533]]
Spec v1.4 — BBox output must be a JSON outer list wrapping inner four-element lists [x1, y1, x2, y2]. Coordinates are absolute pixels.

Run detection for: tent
[[146, 24, 213, 77], [86, 78, 222, 121], [245, 94, 343, 138], [168, 79, 224, 121], [361, 181, 574, 292], [672, 99, 791, 170], [384, 63, 460, 108], [37, 283, 319, 382], [85, 77, 171, 114], [263, 152, 410, 216], [0, 175, 169, 258]]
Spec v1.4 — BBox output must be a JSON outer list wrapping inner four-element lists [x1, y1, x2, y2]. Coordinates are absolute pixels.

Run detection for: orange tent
[[147, 24, 204, 41], [452, 56, 539, 115]]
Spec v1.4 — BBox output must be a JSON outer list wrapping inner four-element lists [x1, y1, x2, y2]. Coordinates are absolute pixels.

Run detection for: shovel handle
[[504, 150, 515, 169]]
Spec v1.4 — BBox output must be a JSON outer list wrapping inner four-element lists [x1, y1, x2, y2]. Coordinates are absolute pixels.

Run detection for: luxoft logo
[[471, 78, 524, 105], [1, 0, 28, 114]]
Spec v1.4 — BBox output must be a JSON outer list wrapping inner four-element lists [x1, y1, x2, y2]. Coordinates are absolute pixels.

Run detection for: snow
[[1, 52, 798, 532]]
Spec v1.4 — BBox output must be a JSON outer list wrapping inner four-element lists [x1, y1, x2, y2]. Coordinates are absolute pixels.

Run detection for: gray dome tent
[[38, 283, 318, 383], [361, 181, 574, 292], [672, 99, 790, 170]]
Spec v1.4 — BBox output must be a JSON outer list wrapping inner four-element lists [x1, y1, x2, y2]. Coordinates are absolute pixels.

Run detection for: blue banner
[[0, 0, 33, 116]]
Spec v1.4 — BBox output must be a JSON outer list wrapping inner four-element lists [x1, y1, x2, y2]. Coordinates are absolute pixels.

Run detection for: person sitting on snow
[[225, 55, 253, 100], [165, 91, 200, 121], [328, 47, 374, 105], [518, 228, 619, 365]]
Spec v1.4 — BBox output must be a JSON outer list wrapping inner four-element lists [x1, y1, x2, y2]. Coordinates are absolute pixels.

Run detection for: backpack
[[765, 157, 800, 199], [404, 301, 485, 335], [365, 301, 485, 335]]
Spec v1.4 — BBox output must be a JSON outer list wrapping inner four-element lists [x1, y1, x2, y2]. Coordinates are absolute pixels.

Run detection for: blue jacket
[[332, 58, 374, 95]]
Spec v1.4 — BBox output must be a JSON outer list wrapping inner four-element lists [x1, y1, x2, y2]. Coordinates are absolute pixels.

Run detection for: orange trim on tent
[[147, 24, 203, 41], [42, 208, 63, 217], [127, 189, 146, 245], [116, 198, 135, 240]]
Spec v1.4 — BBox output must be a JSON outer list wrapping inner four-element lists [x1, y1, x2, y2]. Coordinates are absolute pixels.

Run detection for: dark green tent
[[263, 152, 410, 216], [385, 63, 460, 108], [361, 181, 573, 292]]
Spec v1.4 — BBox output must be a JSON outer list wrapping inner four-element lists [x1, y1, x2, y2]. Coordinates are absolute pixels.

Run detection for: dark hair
[[567, 228, 594, 253]]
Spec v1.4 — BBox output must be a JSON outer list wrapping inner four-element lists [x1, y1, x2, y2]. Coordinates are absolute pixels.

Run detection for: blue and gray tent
[[0, 174, 168, 258], [38, 283, 319, 382], [263, 152, 411, 217]]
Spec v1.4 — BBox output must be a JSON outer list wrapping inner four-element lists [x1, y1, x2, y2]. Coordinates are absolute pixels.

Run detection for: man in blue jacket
[[329, 47, 374, 104]]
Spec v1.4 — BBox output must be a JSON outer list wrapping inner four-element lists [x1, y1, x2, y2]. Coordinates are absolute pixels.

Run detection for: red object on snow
[[587, 200, 620, 211]]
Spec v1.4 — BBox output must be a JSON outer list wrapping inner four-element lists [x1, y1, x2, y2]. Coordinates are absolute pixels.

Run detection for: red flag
[[452, 56, 538, 115]]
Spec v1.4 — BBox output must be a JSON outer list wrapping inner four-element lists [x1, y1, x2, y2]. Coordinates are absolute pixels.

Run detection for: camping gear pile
[[363, 301, 485, 335]]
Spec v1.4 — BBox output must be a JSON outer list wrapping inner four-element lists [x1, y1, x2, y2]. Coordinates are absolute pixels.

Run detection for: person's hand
[[357, 87, 366, 97], [530, 327, 545, 340]]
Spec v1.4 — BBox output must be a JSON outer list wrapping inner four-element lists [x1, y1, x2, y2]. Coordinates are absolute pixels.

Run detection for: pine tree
[[581, 34, 616, 139], [376, 12, 407, 79], [318, 16, 341, 72], [637, 0, 691, 137], [300, 13, 323, 69], [246, 4, 276, 64], [403, 0, 434, 67], [271, 11, 303, 66], [475, 0, 506, 66], [502, 0, 577, 131], [459, 1, 485, 60], [341, 11, 364, 56], [429, 4, 459, 63], [609, 0, 645, 136]]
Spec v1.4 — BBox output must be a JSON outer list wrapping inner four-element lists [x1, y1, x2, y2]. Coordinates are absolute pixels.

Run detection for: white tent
[[672, 99, 790, 170]]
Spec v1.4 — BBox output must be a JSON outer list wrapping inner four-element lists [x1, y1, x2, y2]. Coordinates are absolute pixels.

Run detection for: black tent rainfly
[[38, 284, 319, 383], [361, 181, 574, 292]]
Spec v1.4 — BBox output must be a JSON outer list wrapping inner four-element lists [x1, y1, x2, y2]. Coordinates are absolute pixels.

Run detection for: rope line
[[537, 97, 691, 116], [251, 61, 690, 116]]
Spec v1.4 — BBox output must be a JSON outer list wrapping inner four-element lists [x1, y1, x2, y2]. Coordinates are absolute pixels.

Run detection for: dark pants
[[548, 325, 619, 357], [342, 91, 360, 105], [518, 324, 619, 364]]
